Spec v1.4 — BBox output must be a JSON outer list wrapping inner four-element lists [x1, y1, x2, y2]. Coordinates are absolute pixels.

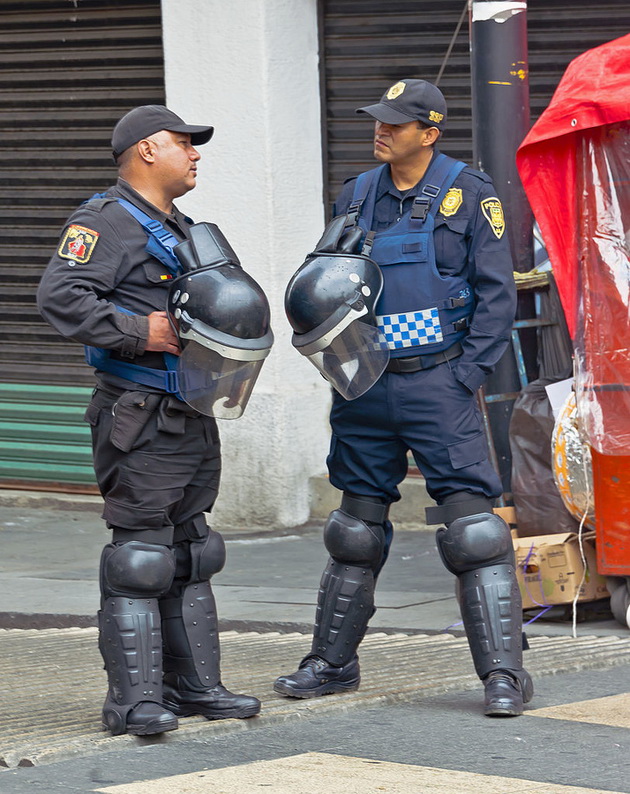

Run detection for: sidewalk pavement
[[2, 489, 630, 774], [0, 489, 624, 639]]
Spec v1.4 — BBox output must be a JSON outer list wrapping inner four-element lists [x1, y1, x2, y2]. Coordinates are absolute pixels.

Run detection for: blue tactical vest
[[347, 153, 474, 358], [83, 196, 183, 393]]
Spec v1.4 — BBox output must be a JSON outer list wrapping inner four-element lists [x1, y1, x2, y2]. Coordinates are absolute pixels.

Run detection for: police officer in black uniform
[[277, 79, 533, 716], [37, 105, 264, 736]]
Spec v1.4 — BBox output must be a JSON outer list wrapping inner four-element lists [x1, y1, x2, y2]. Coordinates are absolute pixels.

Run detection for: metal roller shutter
[[321, 0, 630, 209], [0, 0, 165, 490], [0, 0, 165, 386]]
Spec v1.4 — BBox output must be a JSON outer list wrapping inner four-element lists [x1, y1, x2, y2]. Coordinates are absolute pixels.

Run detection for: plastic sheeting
[[573, 123, 630, 454], [516, 33, 630, 340]]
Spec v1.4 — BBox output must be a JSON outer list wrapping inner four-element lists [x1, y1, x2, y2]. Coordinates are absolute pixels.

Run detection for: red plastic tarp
[[516, 33, 630, 338]]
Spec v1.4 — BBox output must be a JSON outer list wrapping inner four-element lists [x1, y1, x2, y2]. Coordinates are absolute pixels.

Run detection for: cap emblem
[[429, 110, 444, 124], [386, 81, 406, 100]]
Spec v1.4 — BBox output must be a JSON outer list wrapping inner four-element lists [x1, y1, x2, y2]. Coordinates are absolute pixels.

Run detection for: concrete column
[[161, 0, 331, 528]]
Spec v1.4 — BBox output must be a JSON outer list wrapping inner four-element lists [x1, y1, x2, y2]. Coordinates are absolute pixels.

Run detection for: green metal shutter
[[0, 0, 165, 491]]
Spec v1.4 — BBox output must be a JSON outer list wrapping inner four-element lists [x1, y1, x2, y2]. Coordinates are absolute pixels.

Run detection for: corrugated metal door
[[321, 0, 630, 208], [0, 0, 165, 490], [320, 0, 630, 485]]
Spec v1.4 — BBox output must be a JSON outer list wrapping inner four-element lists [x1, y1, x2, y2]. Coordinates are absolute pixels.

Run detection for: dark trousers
[[85, 388, 221, 546], [327, 362, 502, 505]]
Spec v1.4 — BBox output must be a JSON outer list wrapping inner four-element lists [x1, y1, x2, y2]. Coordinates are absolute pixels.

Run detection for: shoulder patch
[[480, 197, 506, 239], [439, 188, 463, 217], [58, 224, 100, 264]]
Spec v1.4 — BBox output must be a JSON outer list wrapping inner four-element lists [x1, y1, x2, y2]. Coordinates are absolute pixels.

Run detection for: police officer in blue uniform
[[276, 79, 533, 716], [37, 106, 265, 736]]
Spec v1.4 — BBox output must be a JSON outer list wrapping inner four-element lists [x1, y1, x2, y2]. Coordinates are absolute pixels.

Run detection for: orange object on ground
[[591, 449, 630, 575]]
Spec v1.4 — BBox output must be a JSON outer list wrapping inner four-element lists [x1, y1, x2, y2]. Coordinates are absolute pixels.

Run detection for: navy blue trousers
[[327, 361, 502, 506]]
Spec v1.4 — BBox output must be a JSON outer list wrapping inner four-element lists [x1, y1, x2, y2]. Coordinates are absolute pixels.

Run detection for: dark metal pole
[[470, 0, 533, 273], [469, 1, 534, 496]]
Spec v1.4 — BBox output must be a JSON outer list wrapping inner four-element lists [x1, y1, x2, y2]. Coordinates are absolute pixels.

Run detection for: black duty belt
[[385, 342, 463, 374]]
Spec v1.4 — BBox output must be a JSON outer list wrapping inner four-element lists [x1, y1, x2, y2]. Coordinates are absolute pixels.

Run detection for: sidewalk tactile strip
[[1, 627, 629, 768]]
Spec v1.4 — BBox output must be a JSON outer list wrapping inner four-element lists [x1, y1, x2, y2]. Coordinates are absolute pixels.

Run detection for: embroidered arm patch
[[480, 197, 506, 239], [58, 224, 100, 264]]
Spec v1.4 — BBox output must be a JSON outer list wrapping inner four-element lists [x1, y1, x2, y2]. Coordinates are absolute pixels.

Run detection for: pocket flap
[[447, 432, 487, 470], [372, 233, 429, 266]]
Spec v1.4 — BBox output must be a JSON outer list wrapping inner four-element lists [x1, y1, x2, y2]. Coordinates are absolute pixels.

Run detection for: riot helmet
[[169, 223, 273, 419], [285, 224, 389, 400]]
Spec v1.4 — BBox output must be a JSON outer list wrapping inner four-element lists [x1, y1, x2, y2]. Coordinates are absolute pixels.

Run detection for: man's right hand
[[145, 311, 181, 354]]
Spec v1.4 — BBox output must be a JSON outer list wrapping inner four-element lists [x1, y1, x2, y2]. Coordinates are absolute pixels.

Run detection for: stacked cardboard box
[[494, 508, 609, 609], [512, 530, 609, 609]]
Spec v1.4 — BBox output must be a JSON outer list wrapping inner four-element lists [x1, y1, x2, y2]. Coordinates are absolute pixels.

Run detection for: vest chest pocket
[[372, 233, 429, 267], [142, 260, 173, 285]]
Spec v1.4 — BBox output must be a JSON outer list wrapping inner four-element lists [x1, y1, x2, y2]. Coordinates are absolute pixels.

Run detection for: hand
[[145, 311, 181, 355]]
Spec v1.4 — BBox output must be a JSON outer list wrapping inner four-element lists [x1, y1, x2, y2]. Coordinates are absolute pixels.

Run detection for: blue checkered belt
[[384, 341, 463, 374]]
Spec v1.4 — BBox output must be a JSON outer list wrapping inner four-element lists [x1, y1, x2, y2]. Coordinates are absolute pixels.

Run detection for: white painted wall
[[161, 0, 331, 528]]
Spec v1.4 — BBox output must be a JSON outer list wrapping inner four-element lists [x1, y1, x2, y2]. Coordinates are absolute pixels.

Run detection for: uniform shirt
[[333, 152, 517, 393], [37, 177, 193, 388]]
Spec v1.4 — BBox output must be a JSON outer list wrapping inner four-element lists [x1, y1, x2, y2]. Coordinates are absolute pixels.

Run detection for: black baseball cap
[[356, 79, 447, 130], [111, 105, 214, 159]]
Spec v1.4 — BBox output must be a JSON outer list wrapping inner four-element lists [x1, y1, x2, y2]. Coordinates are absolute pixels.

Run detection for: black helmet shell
[[169, 264, 271, 341], [285, 252, 383, 335]]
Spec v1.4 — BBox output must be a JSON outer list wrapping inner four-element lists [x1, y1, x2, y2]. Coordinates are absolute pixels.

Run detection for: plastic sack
[[510, 377, 580, 536], [551, 390, 595, 530]]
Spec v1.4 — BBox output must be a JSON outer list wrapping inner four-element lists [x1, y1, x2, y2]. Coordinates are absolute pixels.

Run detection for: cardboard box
[[513, 531, 609, 610]]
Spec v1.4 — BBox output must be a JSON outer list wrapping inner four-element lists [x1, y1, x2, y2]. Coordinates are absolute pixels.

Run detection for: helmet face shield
[[176, 339, 266, 419], [167, 250, 274, 419], [175, 317, 272, 419], [285, 249, 389, 400], [294, 304, 389, 400]]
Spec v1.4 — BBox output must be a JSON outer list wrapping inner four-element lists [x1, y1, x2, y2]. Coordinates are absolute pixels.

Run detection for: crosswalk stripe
[[95, 751, 625, 794], [526, 692, 630, 728]]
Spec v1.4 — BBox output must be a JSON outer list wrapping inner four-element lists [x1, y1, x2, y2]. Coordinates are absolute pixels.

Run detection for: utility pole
[[469, 0, 534, 496], [470, 0, 533, 273]]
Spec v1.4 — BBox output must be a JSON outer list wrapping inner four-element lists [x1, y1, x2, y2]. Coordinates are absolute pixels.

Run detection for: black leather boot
[[163, 674, 260, 719], [160, 581, 260, 720], [274, 654, 360, 698], [484, 669, 534, 717]]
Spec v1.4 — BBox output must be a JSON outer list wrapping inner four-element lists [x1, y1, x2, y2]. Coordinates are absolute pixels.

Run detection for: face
[[145, 130, 201, 199], [373, 120, 436, 166]]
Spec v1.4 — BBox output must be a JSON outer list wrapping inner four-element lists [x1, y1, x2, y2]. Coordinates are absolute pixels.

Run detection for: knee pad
[[188, 528, 226, 583], [100, 541, 176, 598], [436, 512, 513, 575], [324, 509, 385, 568]]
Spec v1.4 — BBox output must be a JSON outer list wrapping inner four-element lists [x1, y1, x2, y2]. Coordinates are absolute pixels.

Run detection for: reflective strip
[[295, 303, 368, 357], [377, 308, 444, 349]]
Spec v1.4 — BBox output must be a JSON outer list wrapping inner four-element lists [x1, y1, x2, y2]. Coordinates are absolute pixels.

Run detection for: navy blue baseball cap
[[112, 105, 214, 159], [356, 79, 447, 130]]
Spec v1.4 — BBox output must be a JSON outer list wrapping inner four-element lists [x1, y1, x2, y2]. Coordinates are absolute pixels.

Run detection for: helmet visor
[[176, 339, 266, 419], [294, 305, 389, 400]]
